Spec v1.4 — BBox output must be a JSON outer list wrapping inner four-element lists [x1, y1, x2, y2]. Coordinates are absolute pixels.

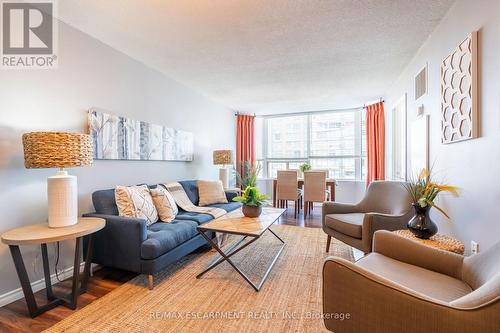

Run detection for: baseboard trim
[[0, 263, 99, 307]]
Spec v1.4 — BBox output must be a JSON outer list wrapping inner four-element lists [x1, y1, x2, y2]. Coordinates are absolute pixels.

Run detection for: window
[[266, 115, 307, 158], [256, 109, 366, 180]]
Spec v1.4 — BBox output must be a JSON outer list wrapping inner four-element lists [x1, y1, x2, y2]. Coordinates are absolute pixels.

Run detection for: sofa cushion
[[198, 180, 228, 206], [178, 180, 199, 206], [357, 253, 472, 302], [325, 213, 364, 239], [151, 186, 178, 222], [115, 185, 158, 225], [92, 184, 153, 216], [208, 202, 242, 212], [141, 220, 198, 259], [175, 211, 214, 225], [92, 189, 119, 215]]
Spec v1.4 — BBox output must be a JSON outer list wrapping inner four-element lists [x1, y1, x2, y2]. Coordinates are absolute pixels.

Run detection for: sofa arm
[[372, 230, 464, 279], [322, 257, 488, 333], [82, 213, 148, 273], [225, 190, 239, 202]]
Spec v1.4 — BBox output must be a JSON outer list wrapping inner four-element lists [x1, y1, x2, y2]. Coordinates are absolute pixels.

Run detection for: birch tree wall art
[[88, 109, 194, 161]]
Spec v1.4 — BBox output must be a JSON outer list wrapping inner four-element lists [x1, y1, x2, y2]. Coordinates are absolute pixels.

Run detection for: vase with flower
[[403, 168, 459, 239]]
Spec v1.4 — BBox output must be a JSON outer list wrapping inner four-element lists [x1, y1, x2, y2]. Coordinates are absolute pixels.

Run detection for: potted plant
[[236, 161, 262, 188], [233, 186, 269, 217], [299, 162, 312, 177], [403, 168, 459, 239]]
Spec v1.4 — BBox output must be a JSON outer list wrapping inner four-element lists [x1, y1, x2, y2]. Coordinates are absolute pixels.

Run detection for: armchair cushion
[[325, 213, 364, 239], [356, 253, 472, 302]]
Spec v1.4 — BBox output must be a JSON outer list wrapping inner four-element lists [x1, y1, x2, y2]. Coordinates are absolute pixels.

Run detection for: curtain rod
[[234, 98, 384, 117]]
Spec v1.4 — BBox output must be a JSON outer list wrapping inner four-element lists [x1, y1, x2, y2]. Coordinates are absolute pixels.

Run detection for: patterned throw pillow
[[150, 186, 178, 222], [197, 180, 228, 206], [115, 185, 158, 225]]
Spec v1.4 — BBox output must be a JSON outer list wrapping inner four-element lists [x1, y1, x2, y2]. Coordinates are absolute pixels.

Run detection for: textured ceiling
[[57, 0, 455, 114]]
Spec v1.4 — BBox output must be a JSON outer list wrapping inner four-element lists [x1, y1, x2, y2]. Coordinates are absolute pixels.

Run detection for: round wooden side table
[[393, 230, 465, 255], [1, 217, 105, 317]]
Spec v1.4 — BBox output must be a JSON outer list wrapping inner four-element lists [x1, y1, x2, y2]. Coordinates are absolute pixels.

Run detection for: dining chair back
[[276, 170, 299, 200], [304, 170, 327, 203]]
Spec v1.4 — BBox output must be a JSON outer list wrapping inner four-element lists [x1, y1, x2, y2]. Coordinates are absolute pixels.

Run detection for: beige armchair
[[322, 180, 413, 253], [322, 230, 500, 333]]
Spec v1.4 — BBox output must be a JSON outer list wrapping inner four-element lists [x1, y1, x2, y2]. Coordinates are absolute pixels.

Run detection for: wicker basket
[[22, 132, 93, 169]]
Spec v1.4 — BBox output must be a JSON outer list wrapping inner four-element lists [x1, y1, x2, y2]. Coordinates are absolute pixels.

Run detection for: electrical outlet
[[471, 241, 479, 255]]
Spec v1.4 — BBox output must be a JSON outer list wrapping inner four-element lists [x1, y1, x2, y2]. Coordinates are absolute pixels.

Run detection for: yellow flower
[[433, 184, 459, 197], [418, 168, 430, 181]]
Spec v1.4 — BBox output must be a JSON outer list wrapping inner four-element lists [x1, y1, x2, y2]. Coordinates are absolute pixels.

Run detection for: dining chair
[[303, 170, 328, 218], [276, 170, 302, 218]]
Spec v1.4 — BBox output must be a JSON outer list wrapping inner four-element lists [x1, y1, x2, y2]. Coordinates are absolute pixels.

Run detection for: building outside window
[[255, 108, 366, 180]]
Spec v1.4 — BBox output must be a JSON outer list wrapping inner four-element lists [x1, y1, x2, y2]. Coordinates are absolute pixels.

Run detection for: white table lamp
[[213, 150, 233, 189], [22, 132, 93, 228]]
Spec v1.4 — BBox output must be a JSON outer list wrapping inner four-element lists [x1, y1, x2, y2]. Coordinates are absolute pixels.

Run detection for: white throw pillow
[[197, 180, 228, 206], [150, 186, 178, 222], [115, 185, 158, 225]]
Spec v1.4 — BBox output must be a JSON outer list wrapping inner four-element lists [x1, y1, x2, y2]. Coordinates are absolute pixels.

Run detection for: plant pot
[[407, 203, 438, 239], [242, 205, 262, 218]]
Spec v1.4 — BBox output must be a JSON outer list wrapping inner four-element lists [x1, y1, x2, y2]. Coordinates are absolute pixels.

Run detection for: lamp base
[[47, 170, 78, 228], [219, 168, 229, 189]]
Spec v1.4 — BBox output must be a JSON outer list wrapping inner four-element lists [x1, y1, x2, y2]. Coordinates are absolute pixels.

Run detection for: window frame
[[257, 108, 366, 180]]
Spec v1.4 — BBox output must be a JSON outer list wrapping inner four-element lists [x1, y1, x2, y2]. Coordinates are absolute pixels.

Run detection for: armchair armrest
[[82, 213, 148, 273], [322, 257, 472, 333], [322, 202, 360, 216], [372, 230, 464, 279], [363, 209, 414, 232], [360, 209, 415, 251]]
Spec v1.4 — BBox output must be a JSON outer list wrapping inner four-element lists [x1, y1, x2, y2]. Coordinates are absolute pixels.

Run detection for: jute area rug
[[45, 225, 354, 333]]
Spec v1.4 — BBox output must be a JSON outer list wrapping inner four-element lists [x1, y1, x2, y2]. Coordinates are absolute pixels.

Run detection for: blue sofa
[[83, 180, 241, 288]]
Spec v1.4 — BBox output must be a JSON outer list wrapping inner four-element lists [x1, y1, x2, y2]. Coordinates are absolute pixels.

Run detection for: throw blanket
[[162, 182, 226, 218], [162, 182, 227, 246]]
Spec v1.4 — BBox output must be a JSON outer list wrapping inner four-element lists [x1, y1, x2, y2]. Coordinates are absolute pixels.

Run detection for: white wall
[[0, 21, 234, 297], [385, 0, 500, 253]]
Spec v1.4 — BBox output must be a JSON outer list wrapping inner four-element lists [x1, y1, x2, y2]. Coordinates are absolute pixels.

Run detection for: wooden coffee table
[[197, 207, 286, 291]]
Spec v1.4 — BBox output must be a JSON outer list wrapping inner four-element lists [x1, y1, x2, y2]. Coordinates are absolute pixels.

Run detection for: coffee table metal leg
[[197, 232, 258, 279], [199, 235, 248, 274], [197, 228, 286, 292], [268, 227, 285, 243]]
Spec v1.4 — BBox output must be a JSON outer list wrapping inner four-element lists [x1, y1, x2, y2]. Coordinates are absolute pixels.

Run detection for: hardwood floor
[[0, 204, 323, 333]]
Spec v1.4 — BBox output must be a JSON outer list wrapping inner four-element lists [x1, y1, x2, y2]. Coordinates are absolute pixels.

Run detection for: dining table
[[272, 178, 336, 207]]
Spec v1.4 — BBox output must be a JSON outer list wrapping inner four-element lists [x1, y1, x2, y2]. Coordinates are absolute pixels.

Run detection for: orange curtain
[[366, 101, 385, 186], [236, 114, 255, 176]]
